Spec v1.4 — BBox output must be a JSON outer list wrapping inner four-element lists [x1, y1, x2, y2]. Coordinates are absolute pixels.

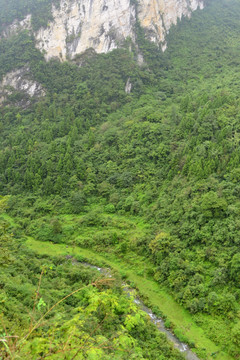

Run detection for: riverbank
[[25, 237, 233, 360]]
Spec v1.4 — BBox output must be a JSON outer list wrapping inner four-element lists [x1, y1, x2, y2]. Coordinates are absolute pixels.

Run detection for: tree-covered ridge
[[1, 0, 240, 358]]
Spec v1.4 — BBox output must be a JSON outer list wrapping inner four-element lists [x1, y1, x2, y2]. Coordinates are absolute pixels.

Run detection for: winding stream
[[79, 261, 200, 360]]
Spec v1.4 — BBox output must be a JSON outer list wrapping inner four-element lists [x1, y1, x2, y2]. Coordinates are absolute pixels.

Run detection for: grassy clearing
[[25, 237, 233, 360]]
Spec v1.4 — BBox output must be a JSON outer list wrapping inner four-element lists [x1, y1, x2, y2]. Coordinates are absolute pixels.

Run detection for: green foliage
[[230, 253, 240, 284], [1, 0, 240, 358], [0, 31, 43, 81], [0, 217, 184, 360], [70, 191, 87, 214], [232, 322, 240, 347]]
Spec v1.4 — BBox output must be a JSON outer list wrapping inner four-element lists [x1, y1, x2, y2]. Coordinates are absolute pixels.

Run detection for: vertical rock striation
[[1, 0, 205, 61], [138, 0, 204, 48], [35, 0, 136, 60]]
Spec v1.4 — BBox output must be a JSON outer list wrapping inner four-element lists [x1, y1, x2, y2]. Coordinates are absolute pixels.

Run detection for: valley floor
[[25, 230, 233, 360]]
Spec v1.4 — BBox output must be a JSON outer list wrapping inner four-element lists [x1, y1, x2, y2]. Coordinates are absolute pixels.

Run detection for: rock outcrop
[[138, 0, 204, 48], [1, 0, 205, 61], [0, 67, 45, 105], [35, 0, 136, 61], [0, 15, 32, 40]]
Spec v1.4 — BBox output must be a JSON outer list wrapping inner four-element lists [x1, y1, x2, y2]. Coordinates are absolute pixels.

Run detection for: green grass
[[0, 213, 19, 227], [25, 237, 233, 360]]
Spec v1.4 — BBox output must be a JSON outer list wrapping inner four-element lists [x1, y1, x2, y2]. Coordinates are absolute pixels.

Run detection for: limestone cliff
[[1, 0, 205, 61], [35, 0, 136, 61], [138, 0, 204, 49]]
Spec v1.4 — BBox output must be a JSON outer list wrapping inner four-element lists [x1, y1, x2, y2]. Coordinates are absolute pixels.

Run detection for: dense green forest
[[1, 0, 240, 359]]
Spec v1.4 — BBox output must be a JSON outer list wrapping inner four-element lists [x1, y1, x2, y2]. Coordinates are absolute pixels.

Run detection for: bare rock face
[[138, 0, 204, 47], [125, 78, 132, 94], [35, 0, 136, 61], [1, 0, 205, 61], [0, 67, 45, 106]]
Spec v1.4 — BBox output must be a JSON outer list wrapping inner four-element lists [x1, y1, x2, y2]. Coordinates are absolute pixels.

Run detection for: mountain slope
[[1, 0, 240, 359]]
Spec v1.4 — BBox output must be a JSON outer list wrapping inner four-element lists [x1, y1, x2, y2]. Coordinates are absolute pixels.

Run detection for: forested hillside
[[1, 0, 240, 359]]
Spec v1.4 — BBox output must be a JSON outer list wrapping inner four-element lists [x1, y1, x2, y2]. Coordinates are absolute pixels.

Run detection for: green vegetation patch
[[1, 0, 240, 358]]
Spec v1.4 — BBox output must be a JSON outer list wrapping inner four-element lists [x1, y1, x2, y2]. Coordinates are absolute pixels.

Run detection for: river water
[[79, 261, 200, 360]]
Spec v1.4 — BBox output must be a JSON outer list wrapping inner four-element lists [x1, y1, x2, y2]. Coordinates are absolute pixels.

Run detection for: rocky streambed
[[79, 261, 200, 360]]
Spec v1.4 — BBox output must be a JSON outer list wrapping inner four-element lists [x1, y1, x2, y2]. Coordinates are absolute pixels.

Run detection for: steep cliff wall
[[1, 0, 205, 61], [138, 0, 204, 48], [35, 0, 136, 61]]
